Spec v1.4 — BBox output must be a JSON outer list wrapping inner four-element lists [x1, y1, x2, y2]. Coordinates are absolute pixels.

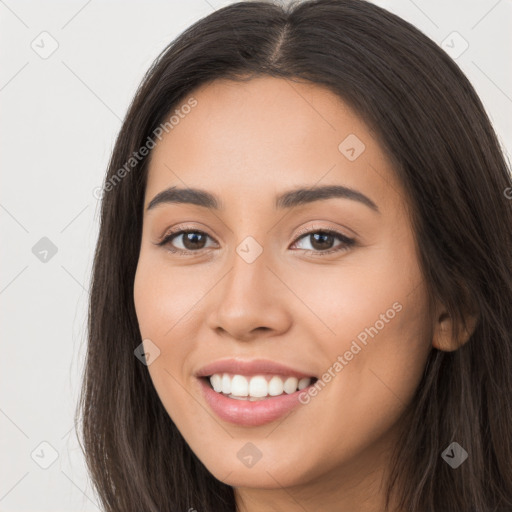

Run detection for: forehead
[[144, 76, 404, 214]]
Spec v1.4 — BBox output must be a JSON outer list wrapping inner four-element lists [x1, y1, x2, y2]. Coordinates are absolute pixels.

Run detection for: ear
[[431, 303, 479, 352]]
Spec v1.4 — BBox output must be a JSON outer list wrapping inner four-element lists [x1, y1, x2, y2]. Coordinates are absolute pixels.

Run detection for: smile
[[208, 373, 316, 400], [197, 374, 319, 426]]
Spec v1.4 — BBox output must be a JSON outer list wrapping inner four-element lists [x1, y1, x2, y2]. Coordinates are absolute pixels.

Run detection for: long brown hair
[[76, 0, 512, 510]]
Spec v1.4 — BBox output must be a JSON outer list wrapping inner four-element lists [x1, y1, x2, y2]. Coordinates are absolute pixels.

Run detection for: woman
[[77, 0, 512, 510]]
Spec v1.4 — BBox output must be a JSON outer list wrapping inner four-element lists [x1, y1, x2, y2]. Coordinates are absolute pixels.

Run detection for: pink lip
[[195, 358, 316, 379], [197, 377, 315, 427]]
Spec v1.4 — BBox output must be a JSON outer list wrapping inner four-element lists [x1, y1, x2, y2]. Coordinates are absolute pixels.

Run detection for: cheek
[[133, 263, 219, 465], [133, 253, 203, 341], [282, 270, 431, 476], [133, 254, 207, 412]]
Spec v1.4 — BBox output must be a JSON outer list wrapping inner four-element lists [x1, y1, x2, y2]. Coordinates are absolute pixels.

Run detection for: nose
[[206, 247, 292, 342]]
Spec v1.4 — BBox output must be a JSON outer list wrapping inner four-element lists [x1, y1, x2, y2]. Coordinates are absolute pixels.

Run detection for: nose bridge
[[207, 235, 290, 338], [224, 237, 272, 305]]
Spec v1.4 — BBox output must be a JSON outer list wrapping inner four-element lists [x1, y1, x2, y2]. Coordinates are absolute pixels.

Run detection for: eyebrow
[[146, 184, 380, 213]]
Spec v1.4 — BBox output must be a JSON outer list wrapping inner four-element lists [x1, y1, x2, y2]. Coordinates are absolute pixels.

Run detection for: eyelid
[[292, 214, 362, 239], [291, 222, 356, 241], [155, 222, 217, 244]]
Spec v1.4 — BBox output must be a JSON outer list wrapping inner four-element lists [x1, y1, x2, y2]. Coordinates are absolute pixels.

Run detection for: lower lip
[[198, 377, 313, 427]]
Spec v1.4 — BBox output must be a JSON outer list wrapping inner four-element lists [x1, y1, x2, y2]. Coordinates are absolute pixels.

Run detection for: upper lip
[[195, 358, 317, 379]]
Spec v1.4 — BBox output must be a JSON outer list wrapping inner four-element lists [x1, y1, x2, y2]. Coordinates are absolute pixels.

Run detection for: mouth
[[200, 373, 319, 401], [197, 372, 319, 426], [194, 358, 320, 426]]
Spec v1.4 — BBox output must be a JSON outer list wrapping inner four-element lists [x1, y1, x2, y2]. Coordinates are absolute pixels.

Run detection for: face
[[133, 76, 433, 495]]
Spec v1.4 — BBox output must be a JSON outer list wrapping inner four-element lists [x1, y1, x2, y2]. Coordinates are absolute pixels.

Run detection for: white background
[[1, 0, 511, 510]]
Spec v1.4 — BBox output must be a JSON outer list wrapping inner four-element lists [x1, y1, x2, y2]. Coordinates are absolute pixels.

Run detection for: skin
[[133, 76, 471, 512]]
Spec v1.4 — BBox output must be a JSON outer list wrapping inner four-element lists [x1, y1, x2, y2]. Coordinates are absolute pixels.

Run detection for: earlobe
[[431, 308, 479, 352]]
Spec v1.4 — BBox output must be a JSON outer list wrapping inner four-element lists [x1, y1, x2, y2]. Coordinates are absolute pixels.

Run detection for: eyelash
[[156, 226, 356, 257]]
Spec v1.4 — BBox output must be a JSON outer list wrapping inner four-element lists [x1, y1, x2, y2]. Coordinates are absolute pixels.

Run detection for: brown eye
[[291, 229, 355, 255], [158, 230, 216, 254], [178, 231, 208, 250]]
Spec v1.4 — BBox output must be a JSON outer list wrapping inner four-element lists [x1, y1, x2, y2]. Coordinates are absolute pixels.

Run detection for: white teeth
[[298, 377, 310, 390], [268, 376, 284, 396], [283, 377, 298, 394], [249, 376, 268, 397], [210, 374, 222, 392], [208, 373, 313, 399], [221, 374, 231, 394], [231, 375, 249, 397]]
